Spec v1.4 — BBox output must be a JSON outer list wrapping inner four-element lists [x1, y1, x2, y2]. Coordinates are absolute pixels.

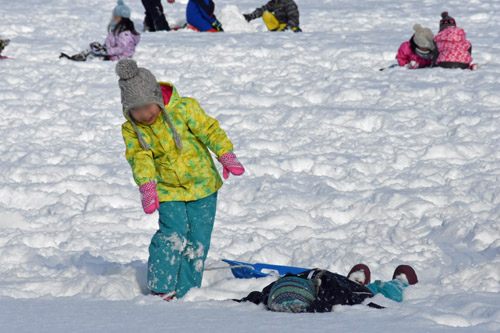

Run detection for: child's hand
[[139, 182, 160, 214], [406, 61, 420, 70], [220, 152, 245, 179]]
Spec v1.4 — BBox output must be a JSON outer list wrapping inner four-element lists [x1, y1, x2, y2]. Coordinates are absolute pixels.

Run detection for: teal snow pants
[[147, 192, 218, 298]]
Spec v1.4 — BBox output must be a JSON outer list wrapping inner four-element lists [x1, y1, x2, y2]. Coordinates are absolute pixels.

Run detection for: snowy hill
[[0, 0, 499, 331]]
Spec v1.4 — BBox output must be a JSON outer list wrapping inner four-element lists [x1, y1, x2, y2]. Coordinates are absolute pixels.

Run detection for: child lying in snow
[[244, 0, 301, 32], [396, 24, 435, 69], [116, 59, 245, 301], [0, 38, 10, 60], [60, 0, 140, 62], [432, 12, 474, 70], [237, 264, 418, 313]]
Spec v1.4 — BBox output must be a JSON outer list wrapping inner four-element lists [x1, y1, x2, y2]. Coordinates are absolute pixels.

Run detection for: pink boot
[[151, 291, 176, 301], [468, 63, 478, 71]]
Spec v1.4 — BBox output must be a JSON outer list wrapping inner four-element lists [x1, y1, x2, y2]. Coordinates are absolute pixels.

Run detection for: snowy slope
[[1, 0, 500, 331]]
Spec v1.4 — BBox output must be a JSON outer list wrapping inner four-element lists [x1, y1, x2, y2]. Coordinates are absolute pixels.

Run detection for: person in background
[[0, 38, 10, 60], [243, 0, 301, 32], [59, 0, 140, 62], [186, 0, 223, 32], [396, 24, 435, 69], [237, 264, 419, 313], [432, 12, 475, 70], [141, 0, 175, 32]]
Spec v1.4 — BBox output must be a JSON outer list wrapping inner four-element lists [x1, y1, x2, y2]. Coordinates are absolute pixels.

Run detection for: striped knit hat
[[267, 276, 317, 313], [439, 11, 456, 32]]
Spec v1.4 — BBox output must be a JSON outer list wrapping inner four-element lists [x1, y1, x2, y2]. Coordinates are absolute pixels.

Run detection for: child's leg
[[262, 12, 286, 31], [143, 10, 156, 32], [365, 279, 408, 303], [175, 192, 218, 298], [141, 0, 170, 31], [147, 201, 189, 294]]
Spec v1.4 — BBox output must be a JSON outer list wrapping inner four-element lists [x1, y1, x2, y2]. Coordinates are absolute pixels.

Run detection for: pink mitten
[[139, 182, 159, 214], [220, 152, 245, 179]]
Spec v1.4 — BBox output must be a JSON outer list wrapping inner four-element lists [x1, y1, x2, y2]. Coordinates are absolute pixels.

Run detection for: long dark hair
[[111, 18, 139, 36]]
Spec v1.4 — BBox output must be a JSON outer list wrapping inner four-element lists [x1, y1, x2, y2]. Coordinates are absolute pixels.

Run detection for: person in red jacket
[[396, 24, 435, 69], [433, 12, 473, 69]]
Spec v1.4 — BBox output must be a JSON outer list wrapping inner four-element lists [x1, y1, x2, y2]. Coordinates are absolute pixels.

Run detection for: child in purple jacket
[[60, 1, 140, 62]]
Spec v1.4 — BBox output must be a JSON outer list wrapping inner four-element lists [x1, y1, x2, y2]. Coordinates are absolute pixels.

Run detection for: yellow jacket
[[122, 82, 234, 202]]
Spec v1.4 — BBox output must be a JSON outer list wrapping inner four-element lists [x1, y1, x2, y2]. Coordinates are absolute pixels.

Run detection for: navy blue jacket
[[186, 0, 217, 31]]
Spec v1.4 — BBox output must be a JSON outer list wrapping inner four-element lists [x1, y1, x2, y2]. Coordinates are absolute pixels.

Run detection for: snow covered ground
[[1, 0, 500, 331]]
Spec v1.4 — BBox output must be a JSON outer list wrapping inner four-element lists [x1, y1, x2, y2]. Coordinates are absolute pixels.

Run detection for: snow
[[1, 0, 500, 331]]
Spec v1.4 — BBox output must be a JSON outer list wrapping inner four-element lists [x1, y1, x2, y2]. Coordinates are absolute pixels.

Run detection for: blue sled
[[222, 259, 309, 279]]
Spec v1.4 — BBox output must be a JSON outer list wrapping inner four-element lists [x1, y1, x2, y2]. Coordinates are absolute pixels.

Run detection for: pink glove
[[220, 152, 245, 179], [139, 182, 159, 214]]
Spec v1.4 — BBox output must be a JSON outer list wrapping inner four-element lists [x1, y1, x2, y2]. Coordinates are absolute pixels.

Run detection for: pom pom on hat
[[413, 24, 422, 32], [441, 11, 449, 19], [116, 59, 139, 80]]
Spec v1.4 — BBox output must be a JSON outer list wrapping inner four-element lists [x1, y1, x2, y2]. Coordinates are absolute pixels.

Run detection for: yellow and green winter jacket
[[122, 82, 234, 202]]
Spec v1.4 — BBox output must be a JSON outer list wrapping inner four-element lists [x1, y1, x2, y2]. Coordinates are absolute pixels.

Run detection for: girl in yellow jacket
[[116, 59, 245, 300]]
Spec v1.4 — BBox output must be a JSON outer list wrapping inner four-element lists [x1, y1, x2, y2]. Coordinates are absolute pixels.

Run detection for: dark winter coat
[[247, 0, 300, 29], [187, 0, 217, 32], [238, 269, 381, 312]]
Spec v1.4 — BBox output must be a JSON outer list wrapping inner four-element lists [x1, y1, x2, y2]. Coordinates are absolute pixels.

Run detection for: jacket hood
[[437, 26, 466, 43]]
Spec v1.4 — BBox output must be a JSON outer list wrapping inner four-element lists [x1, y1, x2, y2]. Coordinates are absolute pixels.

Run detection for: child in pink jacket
[[433, 12, 473, 69], [396, 24, 435, 69]]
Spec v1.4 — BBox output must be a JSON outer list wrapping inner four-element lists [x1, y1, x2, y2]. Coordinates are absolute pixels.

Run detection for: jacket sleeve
[[365, 280, 407, 303], [183, 99, 234, 158], [284, 0, 300, 28], [248, 0, 275, 20], [122, 122, 156, 186], [105, 32, 131, 56], [396, 42, 410, 66]]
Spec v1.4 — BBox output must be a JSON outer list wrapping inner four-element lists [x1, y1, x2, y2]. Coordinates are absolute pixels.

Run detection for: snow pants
[[366, 279, 408, 302], [263, 12, 287, 31], [141, 0, 171, 31], [147, 192, 218, 298]]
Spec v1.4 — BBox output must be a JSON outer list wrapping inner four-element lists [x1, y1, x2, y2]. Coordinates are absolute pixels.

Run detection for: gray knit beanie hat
[[413, 24, 435, 50], [116, 59, 183, 150]]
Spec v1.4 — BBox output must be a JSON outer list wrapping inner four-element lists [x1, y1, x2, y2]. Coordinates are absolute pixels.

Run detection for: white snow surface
[[1, 0, 500, 331]]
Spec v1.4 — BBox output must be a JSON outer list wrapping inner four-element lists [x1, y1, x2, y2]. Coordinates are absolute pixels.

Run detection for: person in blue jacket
[[186, 0, 223, 32]]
